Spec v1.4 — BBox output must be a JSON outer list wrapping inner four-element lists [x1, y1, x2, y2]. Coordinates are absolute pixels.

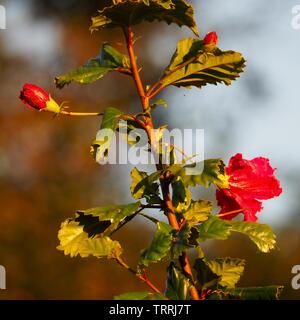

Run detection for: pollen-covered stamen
[[58, 101, 70, 113]]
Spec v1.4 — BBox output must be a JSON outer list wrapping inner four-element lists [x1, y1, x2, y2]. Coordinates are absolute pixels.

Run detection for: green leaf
[[160, 38, 246, 89], [114, 291, 166, 300], [130, 168, 161, 204], [130, 168, 149, 199], [91, 107, 123, 163], [165, 263, 192, 300], [193, 258, 220, 290], [194, 215, 232, 242], [55, 43, 130, 88], [165, 163, 184, 177], [205, 258, 245, 288], [191, 217, 276, 253], [148, 170, 164, 183], [101, 107, 124, 129], [184, 200, 212, 224], [151, 99, 168, 111], [156, 125, 168, 144], [90, 0, 199, 36], [140, 213, 160, 225], [57, 220, 122, 259], [183, 159, 229, 188], [139, 221, 173, 267], [172, 177, 192, 214], [117, 116, 145, 146], [226, 286, 284, 300], [172, 223, 193, 257], [75, 202, 141, 237], [230, 221, 277, 253]]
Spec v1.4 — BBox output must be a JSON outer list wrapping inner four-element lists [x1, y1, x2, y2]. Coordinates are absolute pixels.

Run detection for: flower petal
[[227, 154, 282, 200], [203, 31, 218, 45], [19, 84, 50, 110], [217, 188, 262, 222]]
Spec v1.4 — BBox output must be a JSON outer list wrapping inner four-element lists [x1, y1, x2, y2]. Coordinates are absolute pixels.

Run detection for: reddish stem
[[124, 26, 200, 300], [116, 258, 162, 295]]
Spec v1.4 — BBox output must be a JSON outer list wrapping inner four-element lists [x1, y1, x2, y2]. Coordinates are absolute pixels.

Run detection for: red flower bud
[[203, 31, 218, 45], [19, 84, 61, 114]]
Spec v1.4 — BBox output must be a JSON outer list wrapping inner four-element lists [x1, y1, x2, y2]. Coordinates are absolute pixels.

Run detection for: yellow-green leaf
[[226, 286, 284, 300], [91, 107, 124, 164], [184, 200, 212, 224], [193, 258, 220, 290], [194, 215, 232, 242], [57, 220, 122, 259], [165, 263, 192, 300], [114, 291, 167, 300], [160, 37, 246, 89], [230, 221, 277, 253], [55, 43, 130, 88], [172, 177, 192, 214], [75, 202, 141, 236], [90, 0, 199, 36], [139, 222, 173, 267], [172, 223, 193, 257], [183, 159, 229, 188], [205, 258, 245, 288], [130, 168, 161, 204]]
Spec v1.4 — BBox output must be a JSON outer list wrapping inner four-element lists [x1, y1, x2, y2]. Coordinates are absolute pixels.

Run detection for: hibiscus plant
[[19, 1, 283, 300]]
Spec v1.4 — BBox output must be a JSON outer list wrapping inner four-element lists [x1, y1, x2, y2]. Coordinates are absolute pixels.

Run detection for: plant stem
[[59, 111, 103, 117], [147, 48, 204, 99], [124, 27, 147, 109], [148, 84, 165, 99], [114, 67, 132, 76], [124, 26, 200, 300], [115, 257, 163, 295], [160, 179, 200, 300]]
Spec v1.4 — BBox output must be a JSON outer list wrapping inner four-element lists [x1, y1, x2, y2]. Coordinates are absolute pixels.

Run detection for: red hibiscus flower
[[203, 31, 218, 45], [19, 84, 61, 114], [216, 153, 282, 222]]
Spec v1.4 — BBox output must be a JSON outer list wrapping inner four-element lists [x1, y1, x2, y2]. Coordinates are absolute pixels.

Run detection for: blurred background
[[0, 0, 299, 299]]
